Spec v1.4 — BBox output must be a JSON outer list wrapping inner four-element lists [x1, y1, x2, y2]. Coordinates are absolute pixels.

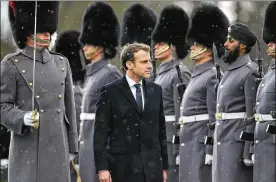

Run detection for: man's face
[[267, 42, 276, 57], [127, 50, 152, 79], [28, 32, 51, 48], [223, 36, 241, 63], [154, 42, 171, 60], [189, 42, 208, 61], [82, 44, 101, 60]]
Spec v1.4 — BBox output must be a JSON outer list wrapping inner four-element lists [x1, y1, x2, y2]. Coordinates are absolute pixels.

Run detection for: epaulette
[[106, 63, 118, 72], [49, 51, 67, 59], [2, 52, 21, 62], [245, 61, 258, 70]]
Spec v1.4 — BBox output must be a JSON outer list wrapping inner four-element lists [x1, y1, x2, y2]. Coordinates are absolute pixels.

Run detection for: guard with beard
[[78, 2, 122, 182], [151, 5, 191, 182], [252, 2, 276, 182], [178, 3, 229, 182], [55, 30, 87, 182], [212, 22, 259, 182]]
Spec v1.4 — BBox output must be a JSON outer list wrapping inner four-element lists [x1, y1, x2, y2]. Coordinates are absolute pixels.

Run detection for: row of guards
[[0, 1, 275, 182]]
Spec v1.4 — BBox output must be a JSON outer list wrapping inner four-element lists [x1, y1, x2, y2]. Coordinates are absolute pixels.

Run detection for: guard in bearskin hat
[[120, 3, 157, 47], [212, 5, 260, 182], [151, 5, 191, 182], [120, 3, 157, 79], [1, 1, 78, 182], [178, 3, 229, 182], [77, 2, 122, 182], [55, 30, 88, 182], [252, 2, 276, 182]]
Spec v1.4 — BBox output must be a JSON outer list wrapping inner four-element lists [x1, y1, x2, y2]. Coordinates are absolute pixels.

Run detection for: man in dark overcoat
[[94, 43, 169, 182]]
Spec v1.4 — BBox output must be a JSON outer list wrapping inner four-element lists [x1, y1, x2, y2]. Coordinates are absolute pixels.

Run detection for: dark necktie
[[134, 84, 143, 113]]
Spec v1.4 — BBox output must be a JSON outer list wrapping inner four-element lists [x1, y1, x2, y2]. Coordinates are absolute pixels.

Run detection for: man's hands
[[24, 110, 40, 128], [98, 170, 112, 182], [98, 169, 167, 181], [163, 170, 167, 182]]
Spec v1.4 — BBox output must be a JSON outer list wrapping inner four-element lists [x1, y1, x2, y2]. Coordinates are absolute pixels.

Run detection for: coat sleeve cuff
[[68, 131, 78, 153], [1, 109, 28, 136]]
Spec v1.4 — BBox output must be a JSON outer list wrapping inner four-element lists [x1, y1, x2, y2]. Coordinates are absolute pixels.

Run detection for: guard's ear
[[126, 60, 133, 70], [240, 43, 247, 50]]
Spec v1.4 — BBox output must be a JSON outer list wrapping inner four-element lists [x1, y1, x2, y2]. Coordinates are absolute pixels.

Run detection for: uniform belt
[[255, 113, 275, 122], [165, 115, 175, 122], [80, 113, 95, 121], [179, 114, 209, 125], [216, 112, 246, 120]]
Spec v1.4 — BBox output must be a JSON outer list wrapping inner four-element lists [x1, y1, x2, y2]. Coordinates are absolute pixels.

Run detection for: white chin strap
[[155, 44, 170, 56], [48, 32, 58, 51], [189, 46, 208, 60]]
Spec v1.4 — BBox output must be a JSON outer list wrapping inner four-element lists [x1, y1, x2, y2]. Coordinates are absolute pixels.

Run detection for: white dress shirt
[[125, 74, 145, 110]]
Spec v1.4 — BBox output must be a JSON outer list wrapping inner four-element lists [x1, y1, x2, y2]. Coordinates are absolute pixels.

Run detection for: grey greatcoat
[[179, 60, 218, 182], [70, 83, 83, 182], [79, 59, 122, 182], [0, 46, 78, 182], [154, 60, 191, 182], [212, 54, 259, 182], [253, 59, 275, 182]]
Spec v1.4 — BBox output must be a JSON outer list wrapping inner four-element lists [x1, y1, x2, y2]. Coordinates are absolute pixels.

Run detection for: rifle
[[240, 37, 264, 141], [151, 39, 157, 80], [204, 43, 222, 145], [171, 45, 186, 144], [213, 43, 222, 93]]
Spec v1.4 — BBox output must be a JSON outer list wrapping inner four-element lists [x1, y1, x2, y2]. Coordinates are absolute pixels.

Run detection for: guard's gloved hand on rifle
[[243, 157, 254, 167], [69, 153, 75, 161], [205, 154, 213, 165], [251, 154, 255, 164], [24, 110, 39, 128]]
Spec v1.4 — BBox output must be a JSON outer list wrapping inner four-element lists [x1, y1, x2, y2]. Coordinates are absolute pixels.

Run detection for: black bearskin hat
[[79, 2, 120, 59], [152, 5, 190, 59], [187, 3, 229, 57], [55, 30, 86, 83], [121, 4, 157, 47], [262, 1, 276, 44], [8, 1, 59, 49]]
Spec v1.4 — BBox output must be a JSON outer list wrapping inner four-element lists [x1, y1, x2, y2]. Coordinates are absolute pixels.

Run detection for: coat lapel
[[142, 79, 149, 115], [117, 76, 141, 115]]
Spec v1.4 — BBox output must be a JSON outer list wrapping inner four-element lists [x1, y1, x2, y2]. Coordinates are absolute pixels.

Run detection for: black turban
[[228, 22, 257, 47]]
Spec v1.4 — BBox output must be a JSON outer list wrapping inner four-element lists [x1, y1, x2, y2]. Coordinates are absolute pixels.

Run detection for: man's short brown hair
[[120, 42, 150, 70]]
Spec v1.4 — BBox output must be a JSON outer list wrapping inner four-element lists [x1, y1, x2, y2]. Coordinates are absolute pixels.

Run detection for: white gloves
[[205, 154, 213, 165], [176, 154, 180, 165], [251, 154, 255, 164], [243, 157, 253, 167], [24, 110, 40, 128], [69, 153, 75, 161]]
